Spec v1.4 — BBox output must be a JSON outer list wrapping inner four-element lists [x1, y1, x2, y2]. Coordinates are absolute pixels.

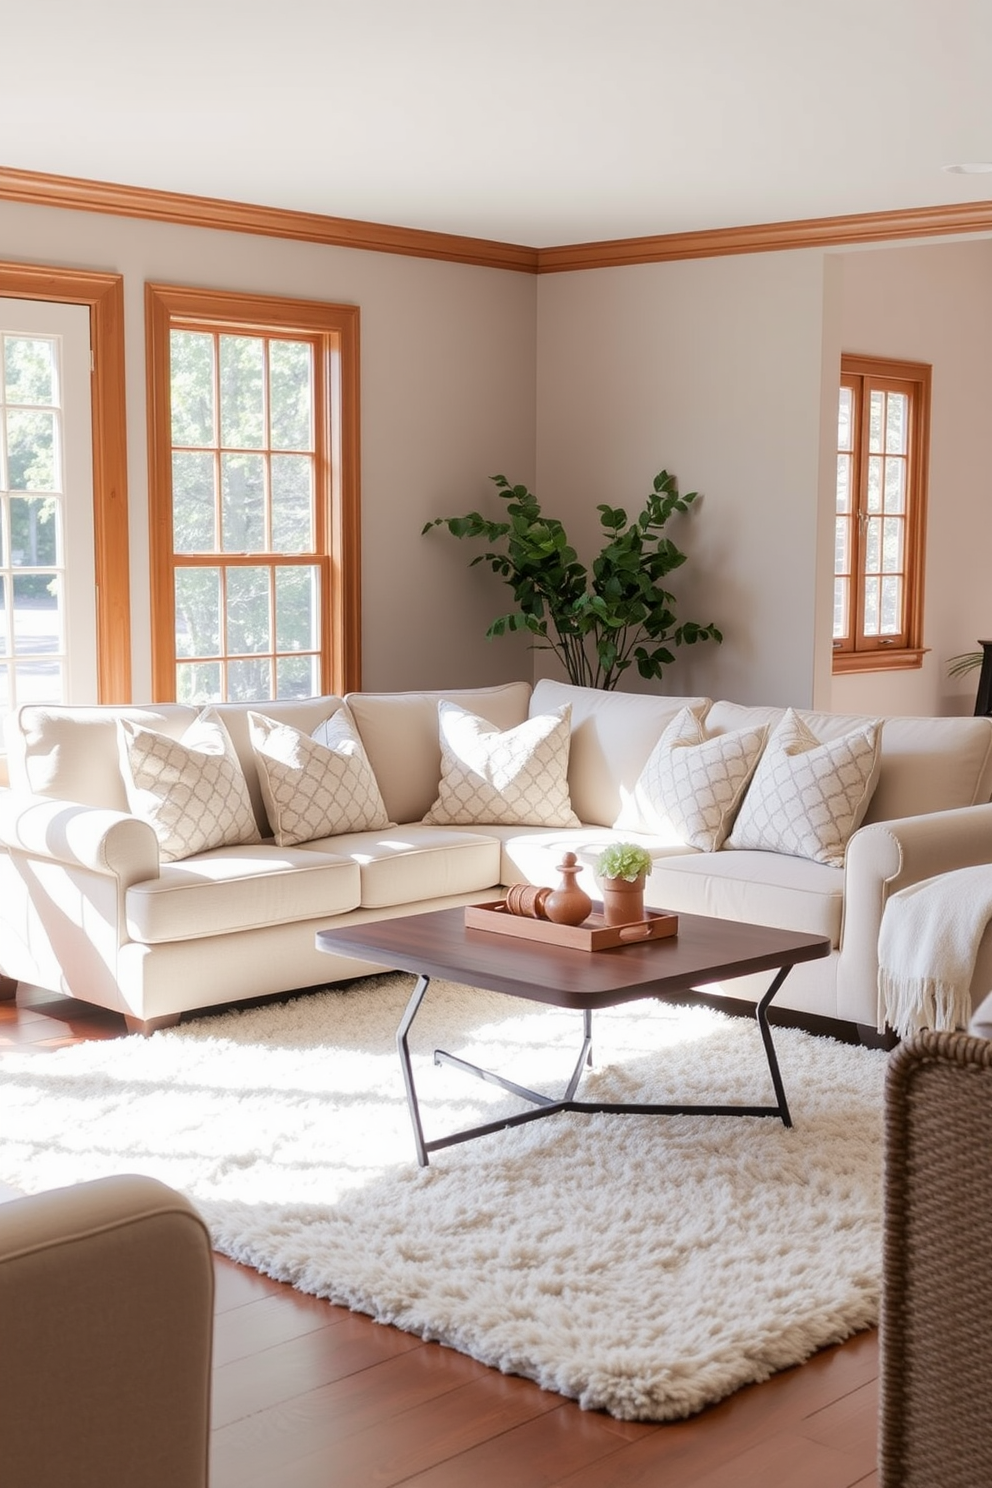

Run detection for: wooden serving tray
[[464, 901, 678, 952]]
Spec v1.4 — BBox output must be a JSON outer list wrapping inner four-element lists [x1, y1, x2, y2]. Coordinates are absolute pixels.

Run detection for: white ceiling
[[6, 0, 992, 248]]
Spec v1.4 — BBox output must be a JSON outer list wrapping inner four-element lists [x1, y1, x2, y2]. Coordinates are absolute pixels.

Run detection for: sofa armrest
[[837, 804, 992, 1028], [0, 790, 160, 884]]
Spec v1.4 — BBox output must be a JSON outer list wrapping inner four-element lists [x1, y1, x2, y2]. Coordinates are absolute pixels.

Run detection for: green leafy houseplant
[[595, 842, 654, 882], [948, 651, 983, 678], [423, 470, 722, 691]]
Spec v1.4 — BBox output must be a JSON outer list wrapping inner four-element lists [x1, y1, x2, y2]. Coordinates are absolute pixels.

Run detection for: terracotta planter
[[598, 872, 646, 927]]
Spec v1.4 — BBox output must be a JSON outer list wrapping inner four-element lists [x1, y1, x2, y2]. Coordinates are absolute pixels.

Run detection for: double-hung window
[[834, 354, 930, 672], [146, 285, 360, 703]]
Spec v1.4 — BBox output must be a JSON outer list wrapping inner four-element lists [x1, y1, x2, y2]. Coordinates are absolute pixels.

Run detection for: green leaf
[[948, 651, 983, 677], [595, 841, 653, 879], [424, 465, 721, 688]]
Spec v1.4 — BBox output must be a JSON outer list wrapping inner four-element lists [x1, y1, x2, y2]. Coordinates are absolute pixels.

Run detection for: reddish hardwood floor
[[1, 987, 879, 1487]]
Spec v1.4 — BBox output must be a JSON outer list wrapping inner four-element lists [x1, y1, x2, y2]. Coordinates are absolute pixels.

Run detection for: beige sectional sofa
[[2, 678, 992, 1038]]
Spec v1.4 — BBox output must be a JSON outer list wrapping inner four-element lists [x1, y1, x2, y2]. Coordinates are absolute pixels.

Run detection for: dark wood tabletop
[[316, 904, 831, 1011]]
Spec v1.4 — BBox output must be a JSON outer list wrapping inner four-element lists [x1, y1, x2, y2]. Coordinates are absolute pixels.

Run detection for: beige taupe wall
[[535, 239, 992, 716], [0, 199, 537, 698], [834, 238, 992, 717], [3, 195, 990, 714], [535, 249, 841, 708]]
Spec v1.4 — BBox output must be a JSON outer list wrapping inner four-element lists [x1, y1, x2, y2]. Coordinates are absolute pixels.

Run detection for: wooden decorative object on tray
[[503, 883, 551, 919], [465, 901, 678, 952], [542, 852, 593, 926]]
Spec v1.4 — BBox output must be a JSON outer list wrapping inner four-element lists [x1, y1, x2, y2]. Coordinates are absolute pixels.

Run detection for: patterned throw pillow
[[248, 706, 392, 846], [618, 706, 768, 851], [118, 711, 261, 863], [726, 708, 882, 867], [423, 701, 581, 828]]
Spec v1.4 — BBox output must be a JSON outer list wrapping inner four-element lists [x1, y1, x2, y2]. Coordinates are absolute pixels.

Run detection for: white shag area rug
[[0, 974, 888, 1421]]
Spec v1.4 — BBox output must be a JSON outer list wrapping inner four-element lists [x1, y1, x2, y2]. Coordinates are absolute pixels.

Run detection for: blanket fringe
[[878, 971, 973, 1039]]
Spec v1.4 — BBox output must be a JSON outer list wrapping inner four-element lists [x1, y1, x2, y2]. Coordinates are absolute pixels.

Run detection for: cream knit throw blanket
[[878, 864, 992, 1036]]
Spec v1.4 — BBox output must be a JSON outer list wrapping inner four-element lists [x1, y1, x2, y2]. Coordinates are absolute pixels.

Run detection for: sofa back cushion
[[529, 679, 712, 827], [5, 696, 349, 833], [6, 703, 199, 809], [706, 701, 992, 822], [208, 696, 347, 834], [863, 714, 992, 821], [346, 682, 532, 824]]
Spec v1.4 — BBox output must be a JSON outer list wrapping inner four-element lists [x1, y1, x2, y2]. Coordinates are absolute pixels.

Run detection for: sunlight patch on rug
[[0, 974, 887, 1420]]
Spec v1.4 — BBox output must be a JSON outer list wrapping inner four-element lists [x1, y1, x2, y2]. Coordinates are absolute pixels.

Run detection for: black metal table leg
[[396, 965, 794, 1165], [396, 973, 431, 1166], [563, 1007, 593, 1100], [755, 966, 793, 1128], [434, 1004, 593, 1108]]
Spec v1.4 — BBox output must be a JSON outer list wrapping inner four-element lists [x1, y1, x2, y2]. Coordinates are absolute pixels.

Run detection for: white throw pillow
[[118, 710, 260, 863], [726, 708, 882, 867], [617, 706, 768, 851], [248, 705, 392, 846], [423, 701, 581, 828]]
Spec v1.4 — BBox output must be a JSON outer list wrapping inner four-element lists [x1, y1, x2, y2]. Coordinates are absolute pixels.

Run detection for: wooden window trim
[[145, 283, 361, 701], [833, 353, 930, 676], [0, 260, 131, 701]]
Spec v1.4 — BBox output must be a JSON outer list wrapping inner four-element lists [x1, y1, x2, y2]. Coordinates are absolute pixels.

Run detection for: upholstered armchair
[[0, 1175, 214, 1488]]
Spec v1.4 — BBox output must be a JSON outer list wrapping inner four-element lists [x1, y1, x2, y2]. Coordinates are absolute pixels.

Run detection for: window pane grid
[[883, 455, 907, 513], [868, 390, 885, 453], [169, 324, 321, 702], [836, 452, 852, 513], [885, 392, 908, 454], [834, 381, 858, 649], [171, 329, 316, 561], [0, 332, 68, 717], [173, 558, 321, 703], [834, 362, 926, 665], [837, 387, 853, 452]]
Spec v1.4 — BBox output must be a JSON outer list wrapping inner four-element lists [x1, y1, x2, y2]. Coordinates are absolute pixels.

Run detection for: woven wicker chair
[[881, 1030, 992, 1487]]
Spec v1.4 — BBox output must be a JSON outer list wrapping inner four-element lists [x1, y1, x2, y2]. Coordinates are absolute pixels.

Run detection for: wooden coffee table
[[316, 906, 831, 1165]]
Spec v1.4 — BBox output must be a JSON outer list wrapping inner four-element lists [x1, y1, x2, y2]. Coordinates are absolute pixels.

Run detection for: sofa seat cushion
[[644, 849, 844, 946], [295, 825, 501, 909], [488, 824, 695, 898], [125, 845, 361, 945]]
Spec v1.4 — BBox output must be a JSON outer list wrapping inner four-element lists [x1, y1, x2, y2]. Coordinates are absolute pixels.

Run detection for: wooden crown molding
[[3, 165, 992, 276], [0, 165, 538, 274], [536, 199, 992, 272]]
